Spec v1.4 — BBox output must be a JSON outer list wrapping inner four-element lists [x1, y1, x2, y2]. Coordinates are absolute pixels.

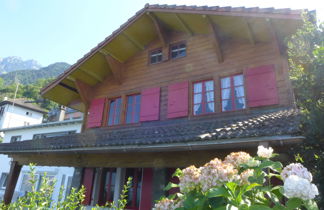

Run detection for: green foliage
[[287, 12, 324, 207], [0, 164, 132, 210], [0, 62, 70, 85]]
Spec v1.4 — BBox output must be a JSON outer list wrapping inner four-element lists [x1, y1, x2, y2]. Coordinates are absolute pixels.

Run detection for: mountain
[[0, 56, 42, 73], [0, 62, 70, 85]]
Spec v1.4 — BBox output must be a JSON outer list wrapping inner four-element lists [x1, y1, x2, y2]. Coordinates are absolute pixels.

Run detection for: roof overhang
[[40, 4, 305, 112]]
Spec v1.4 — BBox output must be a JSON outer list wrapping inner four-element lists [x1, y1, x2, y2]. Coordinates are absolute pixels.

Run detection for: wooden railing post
[[3, 161, 22, 205]]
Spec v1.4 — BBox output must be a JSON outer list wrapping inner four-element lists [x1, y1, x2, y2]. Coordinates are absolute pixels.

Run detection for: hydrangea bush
[[154, 146, 319, 210]]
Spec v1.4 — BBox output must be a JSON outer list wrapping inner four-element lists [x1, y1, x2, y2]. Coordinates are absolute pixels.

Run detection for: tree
[[287, 12, 324, 206]]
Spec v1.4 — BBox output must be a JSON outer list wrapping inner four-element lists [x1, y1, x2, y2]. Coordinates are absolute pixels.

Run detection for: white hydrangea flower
[[224, 151, 252, 168], [281, 163, 312, 182], [240, 169, 254, 185], [154, 198, 181, 210], [246, 158, 261, 167], [284, 175, 319, 200], [178, 165, 201, 193], [257, 145, 274, 158]]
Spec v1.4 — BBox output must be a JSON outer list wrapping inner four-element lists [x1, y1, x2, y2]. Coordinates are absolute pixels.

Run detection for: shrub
[[154, 146, 319, 210]]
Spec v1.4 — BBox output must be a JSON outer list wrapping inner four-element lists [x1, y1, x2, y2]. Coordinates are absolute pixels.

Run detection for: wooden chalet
[[0, 4, 306, 209]]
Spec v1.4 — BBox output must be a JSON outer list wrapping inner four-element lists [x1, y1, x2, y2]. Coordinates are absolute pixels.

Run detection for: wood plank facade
[[0, 4, 305, 209]]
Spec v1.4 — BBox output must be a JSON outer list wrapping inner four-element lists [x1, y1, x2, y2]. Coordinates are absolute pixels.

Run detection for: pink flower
[[178, 165, 201, 193], [224, 151, 252, 168]]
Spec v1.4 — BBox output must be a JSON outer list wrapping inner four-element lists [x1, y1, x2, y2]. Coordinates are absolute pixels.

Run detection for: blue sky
[[0, 0, 323, 66]]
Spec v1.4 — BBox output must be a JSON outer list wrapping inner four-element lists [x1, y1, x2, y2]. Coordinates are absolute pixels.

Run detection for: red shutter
[[167, 81, 189, 118], [139, 168, 153, 210], [245, 64, 279, 107], [86, 98, 105, 128], [140, 87, 160, 122], [82, 168, 95, 205]]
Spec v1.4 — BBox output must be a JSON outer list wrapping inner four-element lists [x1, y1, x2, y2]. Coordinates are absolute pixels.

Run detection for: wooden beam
[[146, 12, 168, 46], [3, 161, 22, 205], [66, 76, 76, 82], [174, 14, 193, 36], [74, 79, 93, 108], [122, 32, 145, 50], [98, 48, 123, 63], [266, 18, 282, 56], [243, 18, 256, 45], [104, 54, 124, 84], [203, 15, 223, 63], [78, 68, 104, 82]]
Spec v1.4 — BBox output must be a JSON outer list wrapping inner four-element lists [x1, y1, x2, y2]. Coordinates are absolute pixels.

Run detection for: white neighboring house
[[0, 101, 83, 203], [0, 98, 46, 130]]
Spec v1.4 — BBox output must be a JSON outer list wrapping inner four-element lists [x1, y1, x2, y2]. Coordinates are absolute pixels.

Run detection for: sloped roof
[[0, 98, 47, 114], [40, 4, 305, 111], [0, 108, 303, 154]]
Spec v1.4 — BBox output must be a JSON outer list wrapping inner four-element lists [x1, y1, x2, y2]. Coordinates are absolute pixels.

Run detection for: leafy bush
[[154, 146, 319, 210], [0, 164, 132, 210]]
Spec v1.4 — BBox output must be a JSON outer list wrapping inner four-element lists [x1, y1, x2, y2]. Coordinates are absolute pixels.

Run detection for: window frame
[[125, 94, 141, 124], [107, 97, 123, 126], [148, 48, 163, 65], [192, 79, 215, 116], [0, 173, 8, 189], [169, 41, 187, 60], [10, 135, 22, 143], [220, 74, 246, 112]]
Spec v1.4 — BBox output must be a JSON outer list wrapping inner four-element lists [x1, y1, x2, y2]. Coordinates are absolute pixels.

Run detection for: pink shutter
[[139, 168, 153, 210], [167, 81, 189, 118], [86, 98, 105, 128], [82, 168, 95, 205], [140, 87, 160, 122], [245, 64, 279, 107]]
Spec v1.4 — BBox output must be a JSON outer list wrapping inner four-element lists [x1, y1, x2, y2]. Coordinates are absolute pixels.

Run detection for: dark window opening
[[10, 135, 22, 143], [170, 42, 186, 59], [125, 168, 142, 209], [98, 168, 117, 206], [150, 48, 163, 64]]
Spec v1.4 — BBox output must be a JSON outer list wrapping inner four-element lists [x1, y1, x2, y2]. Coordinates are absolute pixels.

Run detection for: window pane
[[108, 100, 116, 125], [179, 49, 186, 57], [205, 102, 215, 113], [205, 81, 214, 91], [222, 88, 231, 100], [233, 75, 243, 86], [114, 98, 122, 124], [126, 105, 133, 123], [194, 93, 202, 104], [221, 77, 231, 88], [222, 100, 232, 111], [194, 83, 202, 93], [235, 97, 246, 110], [194, 104, 202, 115], [206, 91, 214, 102], [127, 95, 133, 106], [234, 86, 245, 97]]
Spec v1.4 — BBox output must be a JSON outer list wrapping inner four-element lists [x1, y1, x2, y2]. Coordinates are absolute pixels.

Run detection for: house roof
[[40, 4, 305, 112], [0, 98, 47, 114], [0, 119, 82, 132], [0, 108, 303, 154]]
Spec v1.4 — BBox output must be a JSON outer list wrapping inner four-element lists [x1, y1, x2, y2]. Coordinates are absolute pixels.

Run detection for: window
[[125, 168, 142, 209], [33, 131, 76, 140], [170, 42, 186, 59], [20, 173, 40, 195], [10, 135, 22, 143], [0, 106, 5, 116], [193, 80, 215, 115], [107, 98, 122, 126], [98, 168, 116, 205], [221, 74, 246, 112], [24, 122, 30, 126], [25, 111, 32, 116], [0, 173, 8, 189], [126, 94, 141, 124], [149, 48, 162, 64]]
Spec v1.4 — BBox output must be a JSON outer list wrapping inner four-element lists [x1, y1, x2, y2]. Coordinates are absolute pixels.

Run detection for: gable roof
[[0, 98, 47, 114], [40, 4, 305, 111]]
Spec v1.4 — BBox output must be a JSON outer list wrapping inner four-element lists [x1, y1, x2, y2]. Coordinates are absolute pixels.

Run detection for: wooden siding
[[91, 32, 294, 124]]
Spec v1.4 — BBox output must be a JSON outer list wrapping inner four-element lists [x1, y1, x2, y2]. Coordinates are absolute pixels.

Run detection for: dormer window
[[170, 42, 186, 59], [149, 48, 162, 64]]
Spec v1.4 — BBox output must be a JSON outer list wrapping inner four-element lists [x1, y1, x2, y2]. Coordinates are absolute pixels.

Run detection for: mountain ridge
[[0, 56, 42, 73]]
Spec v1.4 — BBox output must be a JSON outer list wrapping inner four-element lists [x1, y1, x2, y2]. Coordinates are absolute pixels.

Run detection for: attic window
[[170, 42, 186, 59], [150, 48, 162, 64], [26, 112, 32, 116]]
